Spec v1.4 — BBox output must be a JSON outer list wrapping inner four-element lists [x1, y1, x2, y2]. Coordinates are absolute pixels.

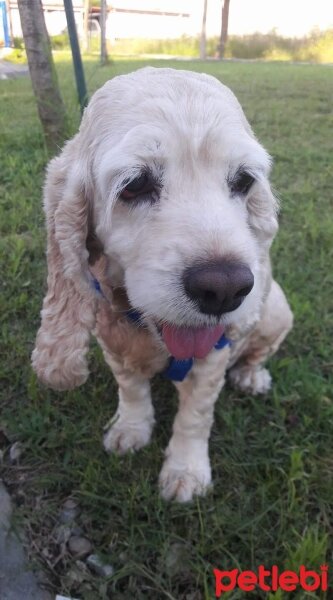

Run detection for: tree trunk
[[200, 0, 208, 60], [217, 0, 231, 59], [17, 0, 66, 152], [100, 0, 108, 65]]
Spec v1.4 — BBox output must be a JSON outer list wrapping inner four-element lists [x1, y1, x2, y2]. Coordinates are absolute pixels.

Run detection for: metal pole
[[1, 1, 10, 47], [5, 0, 13, 47], [63, 0, 88, 113], [100, 0, 107, 65]]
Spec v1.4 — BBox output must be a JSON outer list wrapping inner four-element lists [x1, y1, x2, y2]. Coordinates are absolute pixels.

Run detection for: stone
[[54, 524, 72, 545], [63, 498, 79, 511], [59, 498, 80, 524], [68, 536, 92, 558], [9, 441, 23, 463], [86, 554, 114, 577]]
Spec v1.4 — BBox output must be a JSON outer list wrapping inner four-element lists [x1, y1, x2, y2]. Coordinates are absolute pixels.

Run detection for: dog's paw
[[103, 417, 154, 455], [159, 458, 212, 502], [228, 365, 272, 395]]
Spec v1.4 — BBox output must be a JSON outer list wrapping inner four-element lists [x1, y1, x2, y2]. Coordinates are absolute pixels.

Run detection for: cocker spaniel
[[32, 68, 293, 502]]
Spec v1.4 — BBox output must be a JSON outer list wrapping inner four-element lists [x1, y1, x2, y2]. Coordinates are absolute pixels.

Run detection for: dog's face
[[88, 68, 278, 357], [32, 68, 279, 389]]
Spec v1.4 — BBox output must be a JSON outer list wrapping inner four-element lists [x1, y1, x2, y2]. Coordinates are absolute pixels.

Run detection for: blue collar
[[162, 333, 230, 382], [92, 277, 230, 382]]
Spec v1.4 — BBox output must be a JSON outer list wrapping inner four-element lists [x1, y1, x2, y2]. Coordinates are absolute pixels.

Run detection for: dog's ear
[[247, 174, 279, 248], [32, 138, 98, 390]]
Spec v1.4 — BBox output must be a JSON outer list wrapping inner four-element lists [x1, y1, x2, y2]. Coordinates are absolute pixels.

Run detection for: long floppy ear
[[247, 172, 279, 249], [32, 138, 98, 390]]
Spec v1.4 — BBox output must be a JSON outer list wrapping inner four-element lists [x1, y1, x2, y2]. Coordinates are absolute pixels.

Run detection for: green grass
[[1, 58, 332, 599], [11, 29, 333, 63]]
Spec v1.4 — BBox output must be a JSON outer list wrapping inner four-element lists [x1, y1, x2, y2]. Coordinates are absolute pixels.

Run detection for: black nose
[[183, 260, 254, 316]]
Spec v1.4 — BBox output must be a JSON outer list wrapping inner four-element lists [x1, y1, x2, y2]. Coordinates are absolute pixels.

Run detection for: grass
[[10, 29, 333, 63], [0, 57, 332, 599]]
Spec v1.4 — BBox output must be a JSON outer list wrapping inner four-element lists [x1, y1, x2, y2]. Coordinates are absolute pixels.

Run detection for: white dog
[[32, 68, 293, 502]]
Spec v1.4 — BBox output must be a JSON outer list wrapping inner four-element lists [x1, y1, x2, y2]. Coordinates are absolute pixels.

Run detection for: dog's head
[[32, 67, 278, 389]]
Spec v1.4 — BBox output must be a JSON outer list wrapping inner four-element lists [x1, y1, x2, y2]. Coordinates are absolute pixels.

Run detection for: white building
[[4, 0, 195, 42], [2, 0, 332, 47]]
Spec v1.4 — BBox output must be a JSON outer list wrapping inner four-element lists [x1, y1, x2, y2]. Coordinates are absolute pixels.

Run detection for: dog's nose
[[183, 260, 254, 316]]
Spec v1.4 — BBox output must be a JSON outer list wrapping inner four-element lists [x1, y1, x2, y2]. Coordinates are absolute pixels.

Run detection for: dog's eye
[[230, 171, 255, 196], [120, 173, 154, 200]]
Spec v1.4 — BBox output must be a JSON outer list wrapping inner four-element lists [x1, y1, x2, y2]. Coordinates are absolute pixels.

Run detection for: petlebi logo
[[214, 564, 329, 596]]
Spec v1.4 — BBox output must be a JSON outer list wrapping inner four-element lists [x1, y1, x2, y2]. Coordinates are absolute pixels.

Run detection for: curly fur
[[32, 68, 293, 501]]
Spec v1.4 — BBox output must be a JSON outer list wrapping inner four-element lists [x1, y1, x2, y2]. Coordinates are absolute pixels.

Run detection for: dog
[[32, 67, 293, 502]]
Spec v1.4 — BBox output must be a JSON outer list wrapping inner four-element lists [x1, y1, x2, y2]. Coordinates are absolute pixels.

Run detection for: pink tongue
[[162, 324, 225, 360]]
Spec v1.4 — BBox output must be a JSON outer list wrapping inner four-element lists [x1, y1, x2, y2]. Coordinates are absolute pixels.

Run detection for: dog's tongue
[[162, 324, 225, 360]]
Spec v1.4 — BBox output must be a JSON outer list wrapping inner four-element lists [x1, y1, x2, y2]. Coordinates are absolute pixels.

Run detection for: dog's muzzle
[[183, 259, 254, 317]]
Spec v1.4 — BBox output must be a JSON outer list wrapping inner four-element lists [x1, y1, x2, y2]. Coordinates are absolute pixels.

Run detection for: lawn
[[1, 57, 332, 599]]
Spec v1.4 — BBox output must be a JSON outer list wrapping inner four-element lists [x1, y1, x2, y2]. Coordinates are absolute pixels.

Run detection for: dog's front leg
[[159, 347, 230, 502], [103, 356, 154, 455]]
